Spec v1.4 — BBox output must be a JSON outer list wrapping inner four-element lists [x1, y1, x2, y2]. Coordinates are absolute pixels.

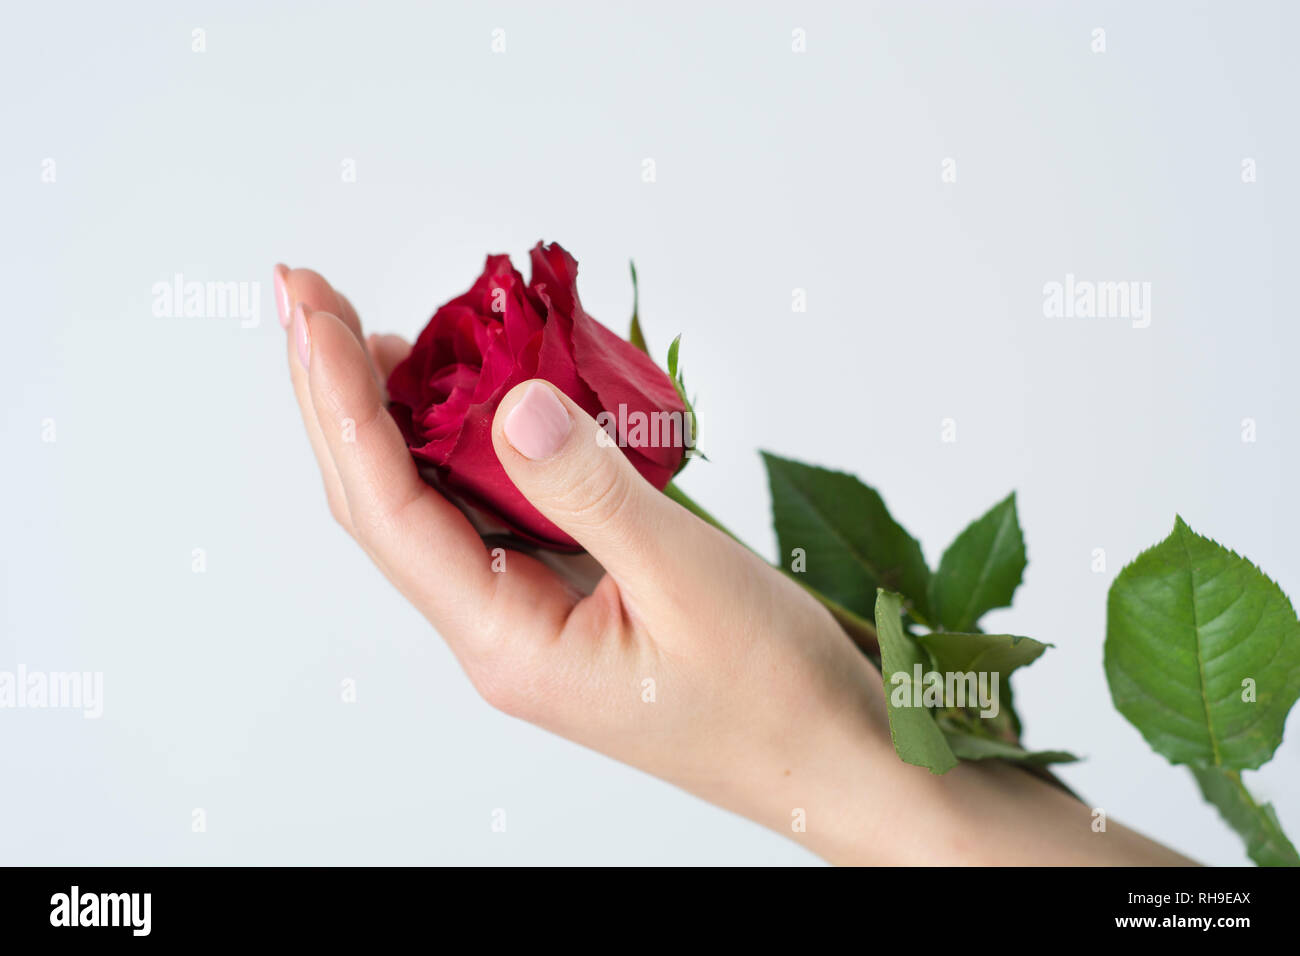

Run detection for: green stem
[[664, 481, 879, 654]]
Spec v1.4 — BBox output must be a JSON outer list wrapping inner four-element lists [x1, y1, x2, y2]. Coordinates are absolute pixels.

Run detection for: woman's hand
[[273, 263, 1193, 866]]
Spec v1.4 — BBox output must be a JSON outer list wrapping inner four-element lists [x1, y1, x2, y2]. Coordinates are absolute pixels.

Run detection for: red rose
[[387, 242, 688, 550]]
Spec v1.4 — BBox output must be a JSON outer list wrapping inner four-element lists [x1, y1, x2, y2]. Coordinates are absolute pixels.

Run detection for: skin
[[275, 263, 1195, 866]]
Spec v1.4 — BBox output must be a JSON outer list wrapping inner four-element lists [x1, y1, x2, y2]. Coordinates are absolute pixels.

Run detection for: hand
[[273, 264, 1193, 866]]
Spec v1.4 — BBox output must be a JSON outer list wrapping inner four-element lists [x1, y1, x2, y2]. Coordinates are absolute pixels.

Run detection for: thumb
[[492, 380, 691, 593]]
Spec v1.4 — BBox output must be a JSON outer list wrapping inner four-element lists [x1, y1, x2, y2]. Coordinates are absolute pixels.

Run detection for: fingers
[[276, 264, 395, 526], [276, 266, 572, 656], [367, 333, 411, 382], [491, 380, 702, 612], [281, 265, 377, 379], [279, 265, 364, 340], [300, 306, 506, 637], [277, 263, 351, 527]]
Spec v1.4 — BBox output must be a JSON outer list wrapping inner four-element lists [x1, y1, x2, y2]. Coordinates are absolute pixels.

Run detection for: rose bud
[[386, 242, 689, 550]]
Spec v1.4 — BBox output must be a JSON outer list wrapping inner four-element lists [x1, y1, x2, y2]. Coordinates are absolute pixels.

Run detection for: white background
[[2, 1, 1296, 865]]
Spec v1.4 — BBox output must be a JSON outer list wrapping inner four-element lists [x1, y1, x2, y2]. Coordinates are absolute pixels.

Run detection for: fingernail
[[293, 303, 311, 369], [274, 264, 291, 328], [504, 382, 571, 460]]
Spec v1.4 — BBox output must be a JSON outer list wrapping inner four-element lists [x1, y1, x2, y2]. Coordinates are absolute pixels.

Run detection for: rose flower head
[[386, 242, 690, 550]]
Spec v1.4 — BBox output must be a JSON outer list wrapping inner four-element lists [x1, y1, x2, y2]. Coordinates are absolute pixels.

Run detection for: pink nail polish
[[293, 303, 311, 369], [274, 265, 291, 328], [504, 382, 571, 460]]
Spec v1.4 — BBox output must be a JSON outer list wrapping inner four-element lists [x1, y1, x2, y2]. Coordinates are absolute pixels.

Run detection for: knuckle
[[468, 658, 535, 722], [463, 620, 547, 722], [350, 483, 421, 549], [350, 508, 387, 548], [561, 460, 633, 529], [315, 377, 352, 426], [325, 488, 352, 529]]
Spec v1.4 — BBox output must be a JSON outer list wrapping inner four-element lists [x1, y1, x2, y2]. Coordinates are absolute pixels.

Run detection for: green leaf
[[916, 631, 1049, 681], [1105, 517, 1300, 770], [627, 261, 649, 355], [875, 590, 958, 774], [1190, 767, 1299, 866], [942, 730, 1079, 766], [917, 632, 1048, 743], [763, 453, 931, 623], [929, 492, 1026, 633]]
